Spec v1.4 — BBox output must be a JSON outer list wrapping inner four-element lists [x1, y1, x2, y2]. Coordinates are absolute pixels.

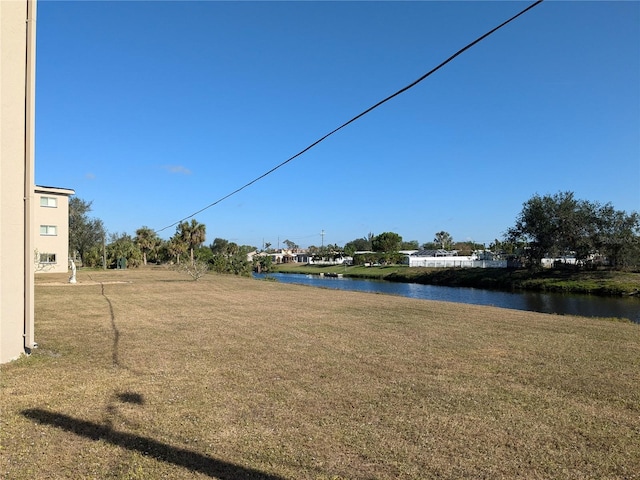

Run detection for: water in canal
[[253, 273, 640, 323]]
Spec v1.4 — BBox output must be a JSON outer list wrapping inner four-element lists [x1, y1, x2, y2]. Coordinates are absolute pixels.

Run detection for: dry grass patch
[[1, 268, 639, 479]]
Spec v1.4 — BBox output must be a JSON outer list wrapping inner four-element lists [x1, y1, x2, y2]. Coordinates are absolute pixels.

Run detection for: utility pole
[[320, 229, 325, 248]]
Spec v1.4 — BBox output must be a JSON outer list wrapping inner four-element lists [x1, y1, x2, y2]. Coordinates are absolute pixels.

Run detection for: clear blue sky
[[35, 1, 639, 249]]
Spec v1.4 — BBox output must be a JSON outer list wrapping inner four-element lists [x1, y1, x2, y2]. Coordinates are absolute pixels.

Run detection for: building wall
[[1, 0, 36, 363], [34, 187, 75, 274]]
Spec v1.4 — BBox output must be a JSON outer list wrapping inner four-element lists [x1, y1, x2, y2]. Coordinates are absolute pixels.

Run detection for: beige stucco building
[[1, 0, 37, 363], [34, 185, 75, 274]]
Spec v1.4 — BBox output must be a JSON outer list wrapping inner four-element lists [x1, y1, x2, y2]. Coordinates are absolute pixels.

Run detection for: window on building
[[39, 253, 57, 264], [40, 225, 57, 236], [40, 196, 58, 207]]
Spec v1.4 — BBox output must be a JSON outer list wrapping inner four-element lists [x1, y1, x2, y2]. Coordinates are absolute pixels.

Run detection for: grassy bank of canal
[[273, 263, 640, 297], [1, 269, 637, 479]]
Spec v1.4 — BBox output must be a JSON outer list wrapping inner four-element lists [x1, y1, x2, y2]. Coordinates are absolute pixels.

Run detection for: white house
[[404, 249, 507, 268]]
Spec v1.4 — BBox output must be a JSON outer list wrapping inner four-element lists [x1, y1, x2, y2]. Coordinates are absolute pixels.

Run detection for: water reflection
[[254, 273, 640, 323]]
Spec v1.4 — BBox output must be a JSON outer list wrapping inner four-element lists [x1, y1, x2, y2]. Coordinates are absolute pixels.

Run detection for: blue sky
[[35, 1, 639, 249]]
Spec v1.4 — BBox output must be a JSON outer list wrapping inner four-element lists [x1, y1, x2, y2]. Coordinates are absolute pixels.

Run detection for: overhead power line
[[156, 0, 543, 234]]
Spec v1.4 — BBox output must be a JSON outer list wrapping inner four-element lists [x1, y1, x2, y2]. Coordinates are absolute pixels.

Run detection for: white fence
[[408, 258, 507, 268]]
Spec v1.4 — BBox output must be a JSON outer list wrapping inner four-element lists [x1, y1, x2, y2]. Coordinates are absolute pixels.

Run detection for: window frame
[[39, 225, 57, 236], [40, 196, 58, 208], [38, 253, 57, 264]]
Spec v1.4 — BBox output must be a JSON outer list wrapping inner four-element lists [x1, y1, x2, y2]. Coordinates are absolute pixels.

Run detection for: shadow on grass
[[116, 391, 144, 405], [22, 408, 285, 480]]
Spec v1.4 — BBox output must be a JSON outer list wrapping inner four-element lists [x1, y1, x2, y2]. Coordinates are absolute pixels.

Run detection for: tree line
[[506, 191, 639, 269], [69, 198, 255, 275], [69, 191, 639, 275]]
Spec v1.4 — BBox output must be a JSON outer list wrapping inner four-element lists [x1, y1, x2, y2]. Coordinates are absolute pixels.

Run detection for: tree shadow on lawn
[[22, 408, 285, 480]]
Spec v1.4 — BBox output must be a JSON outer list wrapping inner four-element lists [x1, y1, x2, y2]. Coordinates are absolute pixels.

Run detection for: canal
[[254, 273, 640, 323]]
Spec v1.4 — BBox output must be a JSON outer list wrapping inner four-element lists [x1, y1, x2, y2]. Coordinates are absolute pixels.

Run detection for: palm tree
[[167, 235, 188, 264], [434, 231, 454, 250], [177, 219, 206, 265], [135, 226, 159, 265]]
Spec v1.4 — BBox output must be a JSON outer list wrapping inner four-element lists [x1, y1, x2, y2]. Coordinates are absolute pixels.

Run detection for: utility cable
[[156, 0, 543, 234]]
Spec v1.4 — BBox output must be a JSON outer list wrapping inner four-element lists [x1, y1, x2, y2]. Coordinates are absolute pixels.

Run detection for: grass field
[[1, 268, 639, 479]]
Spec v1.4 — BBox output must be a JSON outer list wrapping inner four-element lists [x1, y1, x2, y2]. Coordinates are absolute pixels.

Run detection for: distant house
[[33, 185, 75, 273], [250, 249, 296, 265], [249, 249, 350, 266], [295, 252, 312, 263], [541, 255, 579, 268], [403, 249, 507, 268]]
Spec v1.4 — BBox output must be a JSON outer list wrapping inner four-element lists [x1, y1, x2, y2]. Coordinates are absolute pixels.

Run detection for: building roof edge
[[35, 185, 75, 196]]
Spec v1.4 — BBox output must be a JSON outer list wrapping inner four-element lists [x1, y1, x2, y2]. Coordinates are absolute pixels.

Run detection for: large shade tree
[[344, 234, 373, 256], [371, 232, 402, 253], [68, 196, 105, 266], [371, 232, 403, 263], [507, 191, 639, 269], [594, 203, 640, 268]]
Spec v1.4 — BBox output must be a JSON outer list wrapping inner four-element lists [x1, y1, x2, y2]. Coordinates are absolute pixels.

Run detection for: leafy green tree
[[400, 240, 419, 250], [228, 248, 252, 275], [135, 226, 159, 265], [371, 232, 403, 264], [372, 232, 402, 253], [343, 244, 356, 257], [225, 242, 240, 256], [508, 192, 604, 266], [150, 238, 175, 264], [69, 197, 105, 265], [83, 245, 104, 268], [420, 241, 438, 250], [507, 191, 639, 269], [594, 204, 639, 269], [253, 253, 273, 273], [106, 233, 142, 268], [507, 192, 576, 267], [208, 238, 254, 275], [177, 219, 206, 265], [344, 236, 373, 255], [210, 238, 229, 255], [193, 245, 214, 263], [283, 239, 298, 251]]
